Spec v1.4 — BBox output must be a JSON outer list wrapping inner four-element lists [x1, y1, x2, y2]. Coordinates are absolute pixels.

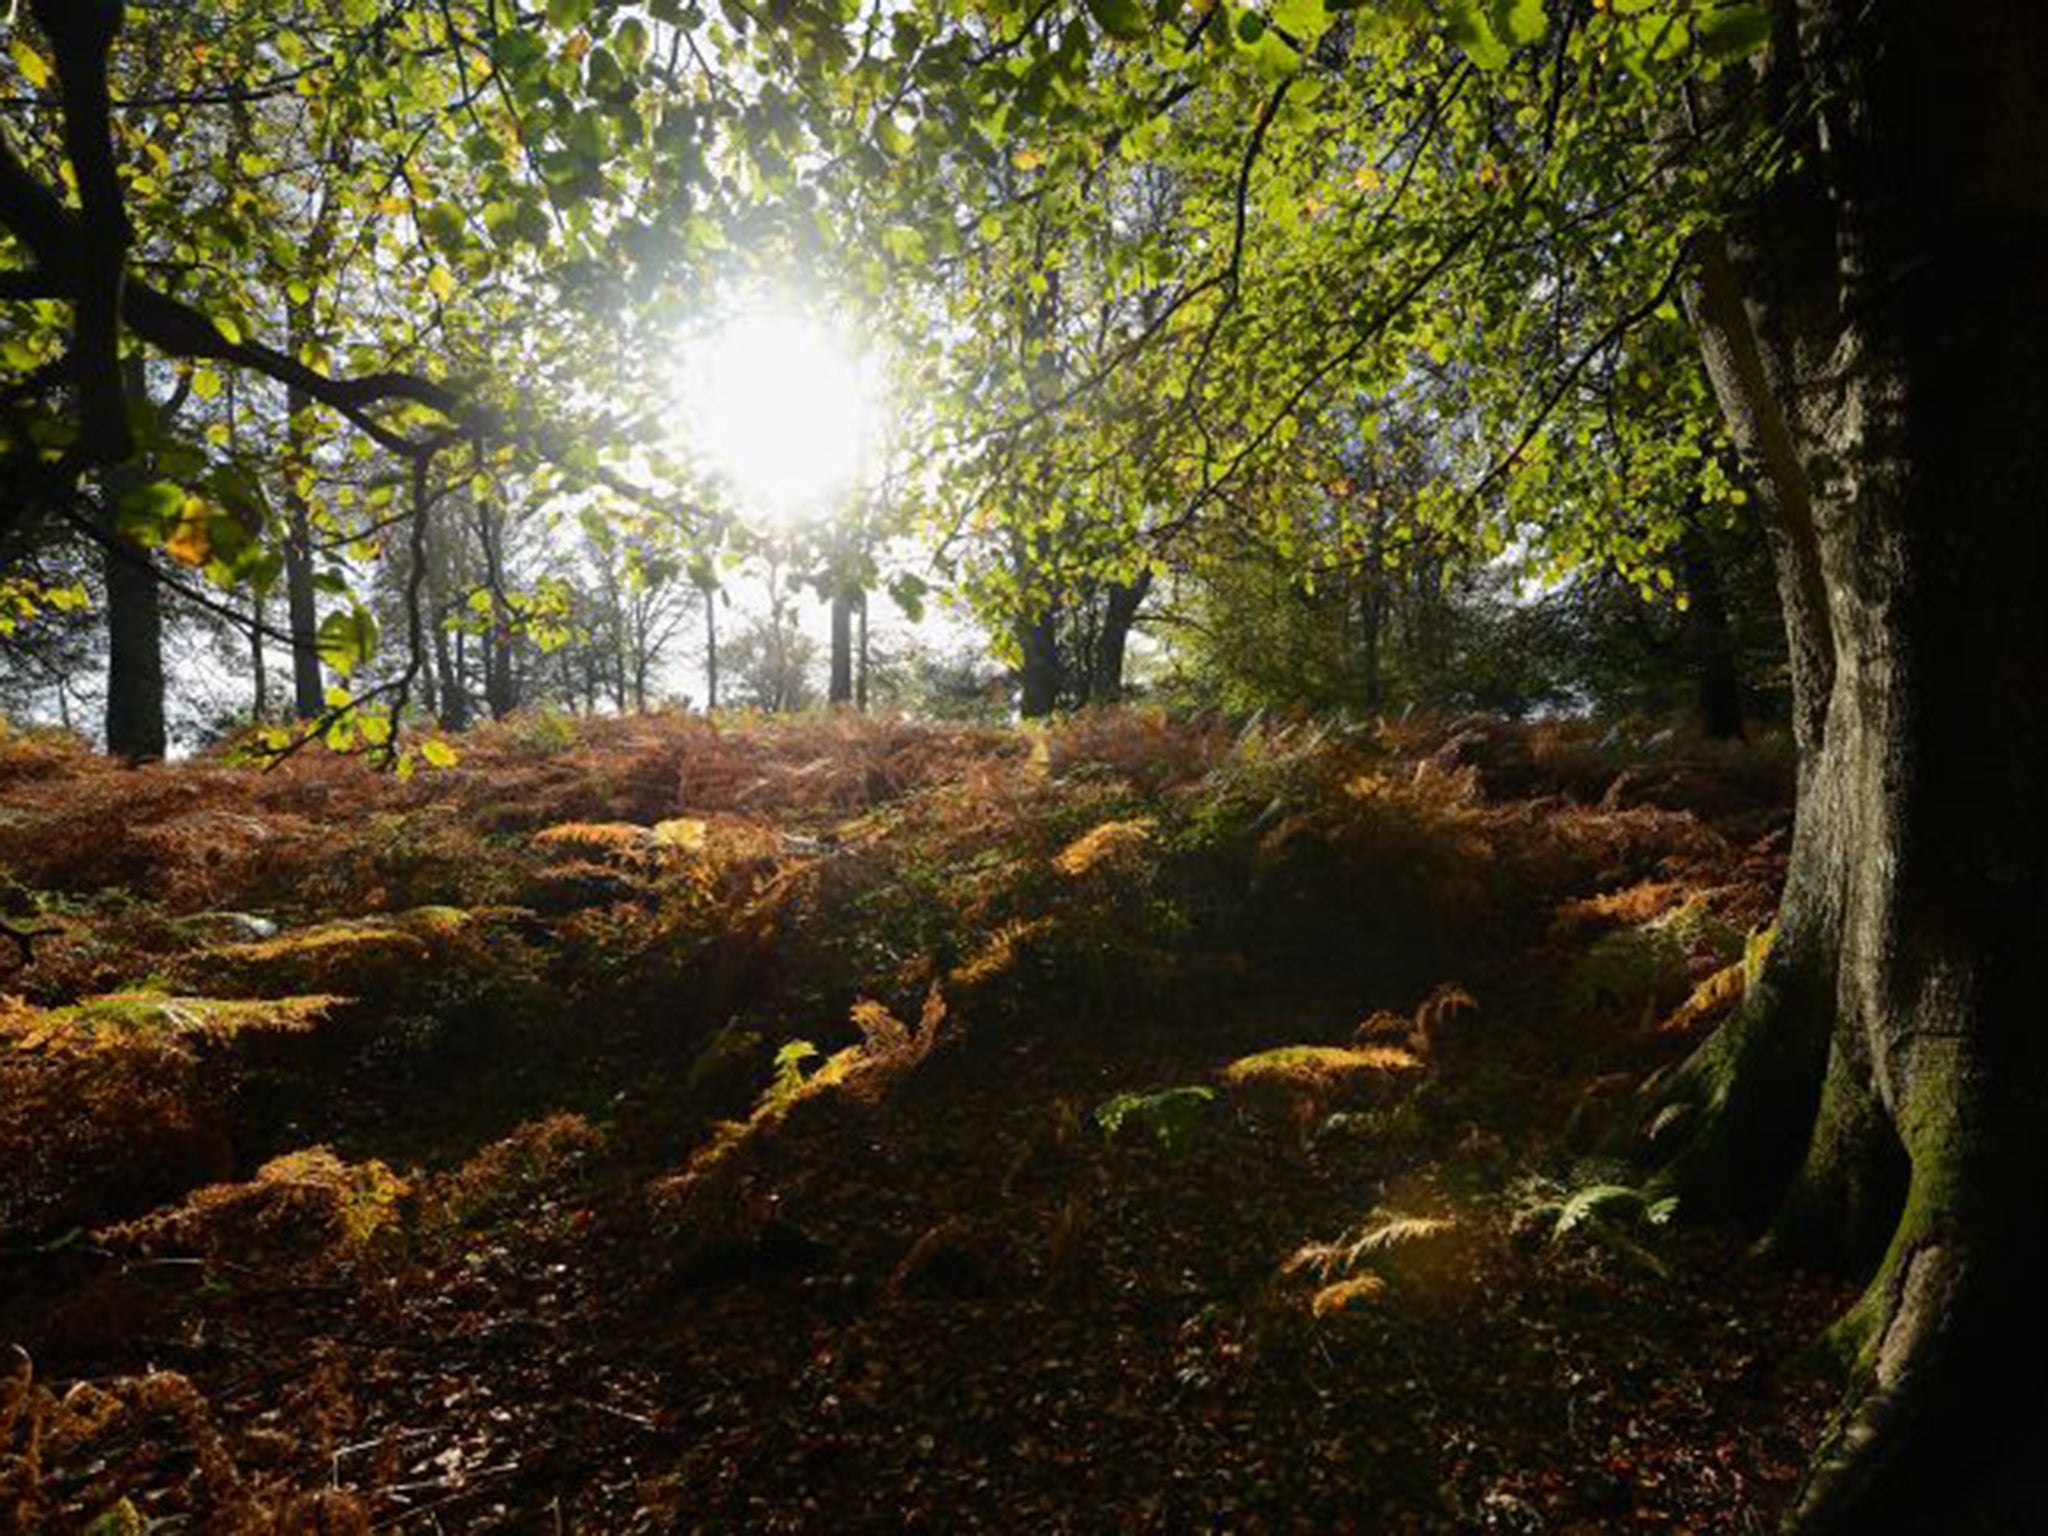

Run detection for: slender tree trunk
[[1357, 572, 1385, 714], [704, 594, 719, 712], [424, 523, 468, 731], [828, 585, 854, 705], [477, 504, 518, 720], [283, 308, 325, 718], [1676, 524, 1745, 739], [855, 588, 869, 711], [1355, 503, 1388, 714], [101, 362, 165, 761], [249, 587, 267, 722], [1643, 8, 2048, 1527]]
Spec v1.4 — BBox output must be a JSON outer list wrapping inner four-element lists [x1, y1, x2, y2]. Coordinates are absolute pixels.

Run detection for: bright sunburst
[[678, 309, 875, 517]]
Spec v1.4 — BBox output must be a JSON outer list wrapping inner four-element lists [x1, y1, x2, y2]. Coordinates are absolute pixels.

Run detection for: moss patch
[[1222, 1043, 1424, 1091], [0, 990, 338, 1056]]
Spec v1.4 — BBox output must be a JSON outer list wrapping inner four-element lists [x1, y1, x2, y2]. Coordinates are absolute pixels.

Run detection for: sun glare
[[679, 309, 875, 518]]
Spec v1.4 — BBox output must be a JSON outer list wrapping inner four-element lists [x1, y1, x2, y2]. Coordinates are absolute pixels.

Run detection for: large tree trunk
[[1645, 5, 2048, 1527], [1090, 571, 1150, 707], [1016, 606, 1061, 718]]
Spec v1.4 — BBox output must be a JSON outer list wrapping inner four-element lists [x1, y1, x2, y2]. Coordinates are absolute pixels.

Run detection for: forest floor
[[0, 708, 1851, 1533]]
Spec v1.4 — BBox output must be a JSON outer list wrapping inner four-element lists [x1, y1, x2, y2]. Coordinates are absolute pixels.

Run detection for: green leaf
[[613, 17, 650, 70], [1489, 0, 1546, 47], [1086, 0, 1149, 42], [317, 606, 378, 676], [1697, 3, 1770, 58], [82, 1498, 144, 1536], [888, 573, 929, 622], [1446, 0, 1510, 68], [1095, 1086, 1216, 1154], [114, 481, 184, 543], [1273, 0, 1328, 38]]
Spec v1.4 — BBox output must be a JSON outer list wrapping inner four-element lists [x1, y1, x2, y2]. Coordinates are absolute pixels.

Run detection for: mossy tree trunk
[[1648, 4, 2048, 1526]]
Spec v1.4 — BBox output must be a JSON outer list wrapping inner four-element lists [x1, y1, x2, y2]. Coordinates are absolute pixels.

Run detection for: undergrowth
[[0, 707, 1801, 1529]]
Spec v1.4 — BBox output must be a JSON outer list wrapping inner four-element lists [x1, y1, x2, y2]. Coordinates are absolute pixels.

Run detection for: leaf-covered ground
[[0, 710, 1848, 1532]]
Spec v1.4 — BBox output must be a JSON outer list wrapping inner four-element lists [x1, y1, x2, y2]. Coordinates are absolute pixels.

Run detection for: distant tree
[[723, 613, 818, 714]]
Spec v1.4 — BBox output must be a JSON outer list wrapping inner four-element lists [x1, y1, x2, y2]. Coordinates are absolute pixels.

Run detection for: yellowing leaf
[[164, 500, 212, 567], [421, 739, 459, 768], [191, 368, 223, 401], [427, 265, 456, 302], [1011, 148, 1045, 171], [10, 40, 52, 90]]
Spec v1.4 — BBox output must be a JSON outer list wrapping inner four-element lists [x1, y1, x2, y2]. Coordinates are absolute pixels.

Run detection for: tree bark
[[855, 588, 869, 711], [704, 593, 719, 712], [1016, 606, 1061, 719], [1090, 571, 1151, 706], [1645, 6, 2048, 1527], [100, 363, 164, 761], [1676, 525, 1744, 739], [829, 584, 854, 706], [249, 586, 267, 722], [281, 307, 326, 719], [1356, 572, 1384, 715], [101, 519, 164, 760], [477, 502, 518, 721]]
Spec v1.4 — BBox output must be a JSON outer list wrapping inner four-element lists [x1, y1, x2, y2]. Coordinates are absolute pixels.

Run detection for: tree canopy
[[2, 0, 1777, 747]]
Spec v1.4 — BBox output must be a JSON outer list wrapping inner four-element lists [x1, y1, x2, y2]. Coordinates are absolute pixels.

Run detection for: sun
[[678, 309, 875, 516]]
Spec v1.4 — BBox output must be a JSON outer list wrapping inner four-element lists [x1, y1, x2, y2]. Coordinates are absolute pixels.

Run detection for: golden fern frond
[[1344, 1213, 1457, 1269], [1280, 1241, 1351, 1280], [1310, 1274, 1386, 1317]]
